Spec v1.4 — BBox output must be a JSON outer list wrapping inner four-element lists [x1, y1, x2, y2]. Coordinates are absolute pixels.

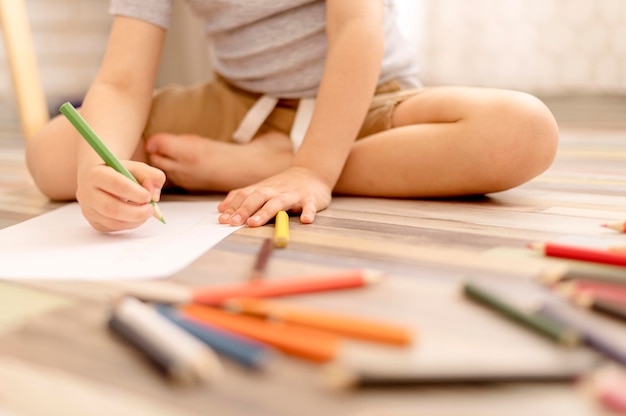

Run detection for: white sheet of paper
[[0, 202, 242, 280]]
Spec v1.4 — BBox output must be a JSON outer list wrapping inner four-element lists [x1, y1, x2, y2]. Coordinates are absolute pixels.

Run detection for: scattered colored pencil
[[59, 102, 165, 224], [273, 210, 290, 248], [556, 280, 626, 306], [182, 304, 340, 362], [109, 268, 384, 305], [590, 367, 626, 414], [529, 241, 626, 268], [321, 357, 590, 389], [108, 297, 222, 385], [463, 280, 581, 347], [538, 267, 626, 287], [537, 303, 626, 366], [602, 221, 626, 233], [191, 268, 384, 306], [155, 304, 273, 370], [249, 237, 274, 281], [582, 298, 626, 323], [224, 297, 414, 346]]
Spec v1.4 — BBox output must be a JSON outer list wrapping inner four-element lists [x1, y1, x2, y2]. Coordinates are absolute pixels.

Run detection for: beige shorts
[[143, 77, 421, 143]]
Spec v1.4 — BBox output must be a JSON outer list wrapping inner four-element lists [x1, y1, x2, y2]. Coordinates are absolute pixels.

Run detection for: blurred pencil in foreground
[[155, 303, 273, 370], [224, 297, 414, 346], [529, 241, 626, 268], [463, 280, 581, 347], [183, 304, 340, 362], [538, 302, 626, 366], [555, 280, 626, 306], [580, 298, 626, 323], [587, 366, 626, 414], [110, 269, 384, 305], [108, 297, 222, 385], [192, 269, 383, 306], [602, 221, 626, 233]]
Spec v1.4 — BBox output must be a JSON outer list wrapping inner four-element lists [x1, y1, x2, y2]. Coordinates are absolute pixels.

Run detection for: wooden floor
[[1, 95, 626, 416]]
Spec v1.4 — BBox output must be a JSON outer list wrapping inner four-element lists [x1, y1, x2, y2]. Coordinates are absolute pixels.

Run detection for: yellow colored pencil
[[274, 211, 290, 248]]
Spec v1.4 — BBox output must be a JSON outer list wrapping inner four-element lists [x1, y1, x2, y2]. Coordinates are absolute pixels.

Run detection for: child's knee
[[483, 92, 559, 191], [509, 93, 559, 171]]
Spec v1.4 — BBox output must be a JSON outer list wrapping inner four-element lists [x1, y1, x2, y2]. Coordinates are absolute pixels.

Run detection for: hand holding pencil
[[60, 102, 167, 231]]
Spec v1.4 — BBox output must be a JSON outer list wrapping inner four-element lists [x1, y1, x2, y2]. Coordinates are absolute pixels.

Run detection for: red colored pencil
[[529, 242, 626, 268], [192, 269, 384, 306], [602, 221, 626, 233], [556, 280, 626, 305], [590, 367, 626, 414]]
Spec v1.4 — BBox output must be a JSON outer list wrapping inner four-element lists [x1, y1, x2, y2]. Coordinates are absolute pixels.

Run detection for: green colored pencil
[[463, 280, 581, 347], [59, 102, 165, 224]]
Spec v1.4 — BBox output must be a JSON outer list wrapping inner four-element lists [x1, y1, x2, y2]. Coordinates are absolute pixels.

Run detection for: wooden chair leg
[[0, 0, 49, 140]]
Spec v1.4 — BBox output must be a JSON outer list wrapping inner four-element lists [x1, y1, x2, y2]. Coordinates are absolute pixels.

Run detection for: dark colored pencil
[[463, 280, 581, 347], [250, 237, 274, 281], [538, 302, 626, 366], [108, 297, 222, 384], [321, 358, 592, 389], [587, 298, 626, 323]]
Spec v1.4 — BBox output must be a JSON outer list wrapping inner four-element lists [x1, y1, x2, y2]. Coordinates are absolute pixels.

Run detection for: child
[[25, 0, 559, 232]]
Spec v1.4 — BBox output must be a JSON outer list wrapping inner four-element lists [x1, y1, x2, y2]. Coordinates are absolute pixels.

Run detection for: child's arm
[[218, 0, 384, 226], [26, 16, 167, 231]]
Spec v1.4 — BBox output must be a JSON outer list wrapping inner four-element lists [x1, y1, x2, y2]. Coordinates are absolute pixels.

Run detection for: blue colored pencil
[[155, 304, 272, 370]]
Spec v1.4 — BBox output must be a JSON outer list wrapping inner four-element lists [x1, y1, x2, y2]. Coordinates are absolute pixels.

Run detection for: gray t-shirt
[[109, 0, 421, 98]]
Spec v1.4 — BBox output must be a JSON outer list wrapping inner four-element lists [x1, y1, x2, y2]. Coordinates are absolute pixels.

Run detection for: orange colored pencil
[[224, 298, 414, 346], [529, 242, 626, 268], [602, 221, 626, 233], [192, 269, 384, 306], [182, 304, 339, 362]]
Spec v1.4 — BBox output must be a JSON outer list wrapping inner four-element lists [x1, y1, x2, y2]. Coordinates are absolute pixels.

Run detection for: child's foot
[[145, 132, 294, 192]]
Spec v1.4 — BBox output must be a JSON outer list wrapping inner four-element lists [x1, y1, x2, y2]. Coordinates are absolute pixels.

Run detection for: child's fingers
[[125, 161, 166, 201], [218, 189, 255, 224], [78, 180, 155, 232], [299, 198, 317, 224], [145, 133, 179, 158]]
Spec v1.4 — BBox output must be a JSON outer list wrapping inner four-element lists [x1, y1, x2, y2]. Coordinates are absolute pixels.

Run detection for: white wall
[[418, 0, 626, 95]]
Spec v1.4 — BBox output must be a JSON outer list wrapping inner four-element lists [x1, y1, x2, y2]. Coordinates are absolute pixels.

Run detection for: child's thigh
[[390, 86, 545, 128], [142, 80, 251, 142]]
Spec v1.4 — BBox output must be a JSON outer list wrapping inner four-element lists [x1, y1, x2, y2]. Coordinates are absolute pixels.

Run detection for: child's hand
[[76, 161, 166, 232], [217, 167, 332, 227]]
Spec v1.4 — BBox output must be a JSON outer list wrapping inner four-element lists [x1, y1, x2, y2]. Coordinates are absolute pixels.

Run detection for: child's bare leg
[[334, 86, 559, 197], [145, 130, 294, 192]]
